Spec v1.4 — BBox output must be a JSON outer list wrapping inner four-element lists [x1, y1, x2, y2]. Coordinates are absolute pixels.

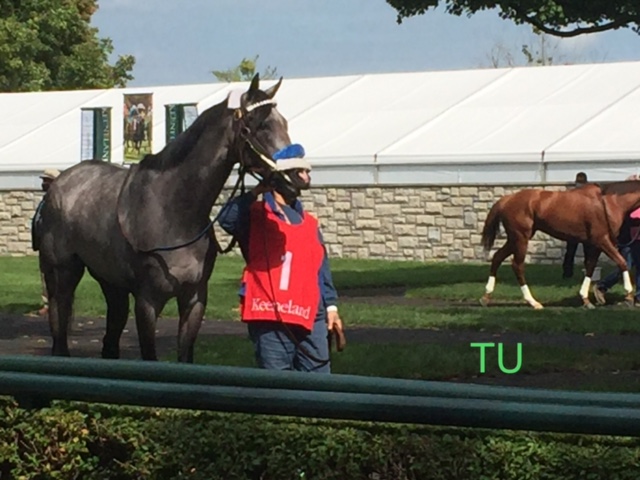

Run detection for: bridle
[[230, 100, 296, 191]]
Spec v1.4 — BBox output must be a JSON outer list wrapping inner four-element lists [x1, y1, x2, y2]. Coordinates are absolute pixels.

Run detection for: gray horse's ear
[[248, 73, 260, 94], [265, 77, 283, 99]]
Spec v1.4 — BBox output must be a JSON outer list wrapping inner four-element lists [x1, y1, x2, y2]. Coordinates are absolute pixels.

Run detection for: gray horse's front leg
[[134, 294, 164, 361], [177, 285, 207, 363]]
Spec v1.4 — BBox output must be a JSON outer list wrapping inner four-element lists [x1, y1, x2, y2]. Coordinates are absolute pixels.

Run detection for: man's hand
[[327, 310, 346, 352]]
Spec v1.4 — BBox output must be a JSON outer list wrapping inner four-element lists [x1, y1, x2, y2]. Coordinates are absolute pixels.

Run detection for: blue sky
[[92, 0, 640, 87]]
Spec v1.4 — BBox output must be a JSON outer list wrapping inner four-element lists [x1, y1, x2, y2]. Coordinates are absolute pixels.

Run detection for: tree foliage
[[0, 0, 135, 92], [212, 55, 278, 82], [386, 0, 640, 38]]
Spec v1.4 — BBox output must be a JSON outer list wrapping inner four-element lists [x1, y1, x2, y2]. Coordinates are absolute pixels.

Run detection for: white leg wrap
[[521, 285, 536, 304], [485, 276, 496, 294], [579, 277, 591, 299], [623, 270, 633, 293]]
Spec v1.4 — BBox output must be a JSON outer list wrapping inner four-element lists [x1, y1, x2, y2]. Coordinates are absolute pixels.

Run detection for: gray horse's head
[[228, 73, 292, 185]]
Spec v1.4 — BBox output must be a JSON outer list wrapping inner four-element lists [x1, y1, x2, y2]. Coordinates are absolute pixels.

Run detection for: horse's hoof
[[479, 295, 490, 307], [582, 296, 596, 310], [531, 302, 544, 310], [592, 285, 607, 305]]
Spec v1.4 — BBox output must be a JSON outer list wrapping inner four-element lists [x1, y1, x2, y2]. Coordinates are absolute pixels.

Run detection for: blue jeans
[[247, 317, 331, 373], [597, 244, 640, 300]]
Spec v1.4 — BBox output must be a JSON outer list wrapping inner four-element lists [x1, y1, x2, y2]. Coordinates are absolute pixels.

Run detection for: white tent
[[373, 61, 640, 184], [2, 61, 640, 189]]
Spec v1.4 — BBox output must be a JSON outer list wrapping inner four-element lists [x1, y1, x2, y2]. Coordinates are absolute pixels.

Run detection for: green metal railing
[[1, 355, 639, 437]]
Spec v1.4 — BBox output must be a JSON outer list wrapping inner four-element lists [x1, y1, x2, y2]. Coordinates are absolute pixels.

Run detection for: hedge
[[1, 396, 640, 479]]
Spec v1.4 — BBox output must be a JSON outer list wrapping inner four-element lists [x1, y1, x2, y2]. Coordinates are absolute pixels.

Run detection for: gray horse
[[37, 74, 291, 362]]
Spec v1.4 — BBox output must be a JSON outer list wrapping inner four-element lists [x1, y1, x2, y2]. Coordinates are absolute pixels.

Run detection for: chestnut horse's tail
[[482, 198, 505, 252]]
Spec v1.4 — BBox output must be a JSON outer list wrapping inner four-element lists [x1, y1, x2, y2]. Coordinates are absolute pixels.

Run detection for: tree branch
[[517, 10, 634, 38]]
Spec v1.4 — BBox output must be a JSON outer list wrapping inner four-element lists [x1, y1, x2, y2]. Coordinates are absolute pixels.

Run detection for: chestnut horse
[[480, 180, 640, 309]]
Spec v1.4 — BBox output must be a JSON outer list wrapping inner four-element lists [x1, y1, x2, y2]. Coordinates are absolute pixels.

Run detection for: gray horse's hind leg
[[134, 294, 166, 361], [44, 257, 85, 356], [97, 279, 130, 359], [177, 284, 208, 363]]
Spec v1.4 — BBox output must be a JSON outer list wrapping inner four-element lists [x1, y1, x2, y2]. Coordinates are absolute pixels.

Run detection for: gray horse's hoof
[[582, 302, 595, 310], [479, 295, 490, 307]]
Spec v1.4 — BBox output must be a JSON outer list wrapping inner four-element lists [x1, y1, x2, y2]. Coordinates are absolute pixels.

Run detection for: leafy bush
[[1, 396, 639, 479]]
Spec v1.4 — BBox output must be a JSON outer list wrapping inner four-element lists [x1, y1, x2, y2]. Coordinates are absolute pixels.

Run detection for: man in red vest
[[219, 144, 344, 373]]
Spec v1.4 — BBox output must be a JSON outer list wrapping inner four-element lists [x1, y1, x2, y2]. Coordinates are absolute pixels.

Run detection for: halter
[[230, 98, 294, 187]]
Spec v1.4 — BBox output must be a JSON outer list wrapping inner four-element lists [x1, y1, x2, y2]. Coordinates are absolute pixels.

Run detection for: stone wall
[[296, 185, 570, 264], [0, 191, 42, 256], [3, 185, 574, 264]]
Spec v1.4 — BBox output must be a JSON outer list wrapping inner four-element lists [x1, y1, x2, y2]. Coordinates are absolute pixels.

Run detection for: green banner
[[165, 104, 183, 144], [165, 103, 198, 144], [94, 107, 111, 162]]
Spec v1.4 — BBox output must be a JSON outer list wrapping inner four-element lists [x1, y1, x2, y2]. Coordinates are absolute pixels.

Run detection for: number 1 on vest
[[279, 251, 293, 291]]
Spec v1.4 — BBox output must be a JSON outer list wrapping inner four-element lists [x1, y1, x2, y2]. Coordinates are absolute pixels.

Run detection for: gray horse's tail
[[482, 199, 504, 252]]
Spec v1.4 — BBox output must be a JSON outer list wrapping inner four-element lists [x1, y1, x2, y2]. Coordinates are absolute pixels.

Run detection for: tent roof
[[377, 62, 640, 165], [288, 69, 507, 162], [3, 61, 640, 185], [544, 69, 640, 163]]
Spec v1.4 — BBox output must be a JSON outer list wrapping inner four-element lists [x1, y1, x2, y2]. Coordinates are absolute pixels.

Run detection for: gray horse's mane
[[137, 100, 229, 172]]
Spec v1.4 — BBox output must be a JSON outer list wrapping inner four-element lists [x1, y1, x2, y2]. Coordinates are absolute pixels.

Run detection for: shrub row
[[1, 396, 640, 479]]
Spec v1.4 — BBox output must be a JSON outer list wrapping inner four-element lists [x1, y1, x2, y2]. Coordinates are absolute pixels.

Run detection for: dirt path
[[2, 312, 640, 391], [3, 313, 640, 356]]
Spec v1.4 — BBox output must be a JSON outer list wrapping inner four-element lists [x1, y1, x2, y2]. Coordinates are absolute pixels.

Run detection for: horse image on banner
[[123, 93, 153, 162]]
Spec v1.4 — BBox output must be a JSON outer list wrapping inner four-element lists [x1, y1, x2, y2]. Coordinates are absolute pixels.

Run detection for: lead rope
[[140, 168, 246, 254]]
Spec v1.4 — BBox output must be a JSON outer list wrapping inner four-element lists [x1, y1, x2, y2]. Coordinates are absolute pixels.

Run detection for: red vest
[[241, 201, 324, 331]]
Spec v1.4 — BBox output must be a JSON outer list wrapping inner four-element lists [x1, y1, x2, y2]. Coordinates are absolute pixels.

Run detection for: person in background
[[562, 171, 589, 278], [218, 144, 345, 373], [592, 174, 640, 306], [32, 168, 61, 316]]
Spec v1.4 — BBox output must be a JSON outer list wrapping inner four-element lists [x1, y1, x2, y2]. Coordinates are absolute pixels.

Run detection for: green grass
[[123, 141, 152, 162], [2, 255, 639, 336], [176, 336, 640, 392], [5, 255, 638, 392]]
